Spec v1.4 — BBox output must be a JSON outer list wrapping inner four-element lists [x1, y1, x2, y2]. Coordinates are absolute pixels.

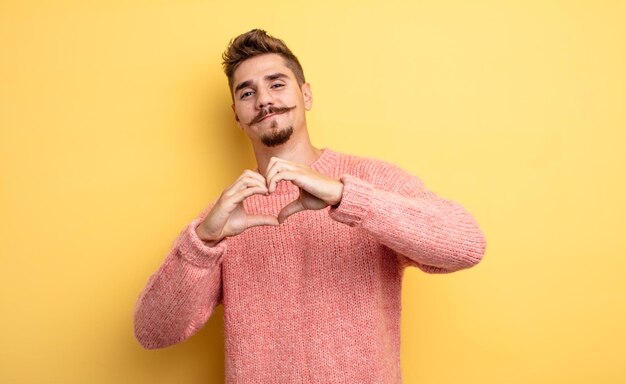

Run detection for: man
[[134, 29, 486, 383]]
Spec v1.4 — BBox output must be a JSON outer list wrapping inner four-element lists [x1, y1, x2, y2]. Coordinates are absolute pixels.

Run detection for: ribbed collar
[[310, 147, 339, 174]]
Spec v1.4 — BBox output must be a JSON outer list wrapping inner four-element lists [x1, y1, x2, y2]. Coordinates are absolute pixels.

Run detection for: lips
[[259, 113, 277, 122], [258, 111, 285, 123]]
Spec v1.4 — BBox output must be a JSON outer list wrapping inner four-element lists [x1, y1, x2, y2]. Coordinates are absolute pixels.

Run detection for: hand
[[196, 170, 279, 245], [265, 157, 344, 223]]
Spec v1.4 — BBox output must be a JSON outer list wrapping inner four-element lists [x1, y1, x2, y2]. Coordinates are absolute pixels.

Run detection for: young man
[[134, 29, 486, 383]]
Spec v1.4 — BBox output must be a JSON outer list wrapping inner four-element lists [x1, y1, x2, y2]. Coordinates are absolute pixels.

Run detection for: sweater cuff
[[177, 218, 227, 268], [328, 174, 373, 226]]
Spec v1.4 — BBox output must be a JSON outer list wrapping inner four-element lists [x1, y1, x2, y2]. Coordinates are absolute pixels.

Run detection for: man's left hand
[[265, 157, 344, 223]]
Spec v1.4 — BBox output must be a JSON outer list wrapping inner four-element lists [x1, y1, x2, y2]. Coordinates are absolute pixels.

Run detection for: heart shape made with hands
[[249, 157, 343, 224], [197, 158, 343, 245]]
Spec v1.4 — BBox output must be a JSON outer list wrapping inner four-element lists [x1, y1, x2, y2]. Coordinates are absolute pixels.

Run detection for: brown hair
[[222, 29, 306, 93]]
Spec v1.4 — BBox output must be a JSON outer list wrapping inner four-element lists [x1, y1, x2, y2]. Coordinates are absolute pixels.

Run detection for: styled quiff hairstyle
[[222, 29, 306, 93]]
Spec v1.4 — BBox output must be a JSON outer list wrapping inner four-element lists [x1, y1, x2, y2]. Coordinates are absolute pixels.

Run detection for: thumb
[[278, 199, 305, 224], [246, 215, 279, 228]]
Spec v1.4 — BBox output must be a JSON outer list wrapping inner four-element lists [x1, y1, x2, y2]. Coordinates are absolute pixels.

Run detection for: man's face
[[231, 54, 312, 148]]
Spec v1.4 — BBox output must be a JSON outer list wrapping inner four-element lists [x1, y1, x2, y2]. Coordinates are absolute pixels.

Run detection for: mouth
[[258, 112, 279, 122]]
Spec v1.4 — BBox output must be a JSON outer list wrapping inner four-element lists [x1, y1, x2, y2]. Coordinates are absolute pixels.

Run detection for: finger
[[229, 185, 269, 204], [242, 169, 267, 184], [225, 170, 267, 192], [278, 199, 305, 224], [265, 160, 283, 191], [223, 175, 268, 198], [265, 156, 296, 173], [265, 156, 279, 175], [265, 158, 298, 191], [267, 170, 298, 193], [246, 215, 279, 228], [264, 157, 278, 187]]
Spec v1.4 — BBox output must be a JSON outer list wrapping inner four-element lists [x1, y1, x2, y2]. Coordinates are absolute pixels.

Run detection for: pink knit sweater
[[134, 148, 486, 383]]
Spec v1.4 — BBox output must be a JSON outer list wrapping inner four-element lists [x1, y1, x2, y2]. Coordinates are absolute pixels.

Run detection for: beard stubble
[[260, 120, 293, 147], [250, 105, 296, 147]]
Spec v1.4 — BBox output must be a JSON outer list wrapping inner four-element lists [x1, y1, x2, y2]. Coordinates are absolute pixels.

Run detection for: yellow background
[[2, 0, 625, 383]]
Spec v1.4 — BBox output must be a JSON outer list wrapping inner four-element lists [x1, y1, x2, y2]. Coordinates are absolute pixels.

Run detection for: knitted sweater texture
[[134, 149, 486, 383]]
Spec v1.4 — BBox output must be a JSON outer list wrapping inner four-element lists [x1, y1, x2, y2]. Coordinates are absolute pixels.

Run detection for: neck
[[253, 135, 322, 175]]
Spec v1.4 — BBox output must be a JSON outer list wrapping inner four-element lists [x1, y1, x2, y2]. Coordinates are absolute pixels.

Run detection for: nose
[[256, 87, 274, 109]]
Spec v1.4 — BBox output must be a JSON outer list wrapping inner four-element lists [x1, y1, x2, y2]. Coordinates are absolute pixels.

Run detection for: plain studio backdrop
[[1, 0, 625, 383]]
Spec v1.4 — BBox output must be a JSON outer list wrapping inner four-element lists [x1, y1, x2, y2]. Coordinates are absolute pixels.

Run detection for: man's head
[[222, 29, 306, 95], [222, 30, 312, 149]]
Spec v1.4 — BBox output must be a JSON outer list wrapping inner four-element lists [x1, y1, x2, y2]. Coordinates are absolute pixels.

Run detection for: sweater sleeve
[[328, 170, 486, 274], [133, 213, 227, 349]]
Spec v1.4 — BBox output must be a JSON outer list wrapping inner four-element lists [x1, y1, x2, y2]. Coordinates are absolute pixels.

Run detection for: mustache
[[248, 105, 296, 125]]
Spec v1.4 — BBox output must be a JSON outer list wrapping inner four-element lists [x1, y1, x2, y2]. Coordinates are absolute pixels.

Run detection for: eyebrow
[[234, 72, 289, 94], [234, 80, 252, 94], [265, 72, 288, 81]]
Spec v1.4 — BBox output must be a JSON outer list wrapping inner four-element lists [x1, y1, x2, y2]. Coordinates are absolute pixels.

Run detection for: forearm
[[133, 219, 225, 349], [330, 174, 486, 273]]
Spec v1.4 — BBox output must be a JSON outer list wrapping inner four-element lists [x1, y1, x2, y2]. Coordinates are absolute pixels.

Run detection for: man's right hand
[[195, 170, 279, 246]]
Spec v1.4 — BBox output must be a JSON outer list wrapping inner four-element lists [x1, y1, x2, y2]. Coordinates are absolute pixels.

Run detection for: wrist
[[195, 224, 222, 246], [329, 180, 344, 207]]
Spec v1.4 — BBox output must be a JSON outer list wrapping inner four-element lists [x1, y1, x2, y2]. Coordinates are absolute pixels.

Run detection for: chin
[[260, 125, 293, 147]]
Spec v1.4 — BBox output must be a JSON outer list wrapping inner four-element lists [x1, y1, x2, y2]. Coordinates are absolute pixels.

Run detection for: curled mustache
[[248, 105, 296, 125]]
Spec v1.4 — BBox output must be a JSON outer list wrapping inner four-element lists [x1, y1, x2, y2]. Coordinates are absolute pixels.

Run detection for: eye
[[271, 83, 284, 89], [240, 90, 254, 99]]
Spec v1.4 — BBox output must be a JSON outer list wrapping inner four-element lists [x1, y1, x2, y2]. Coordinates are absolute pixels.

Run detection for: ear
[[302, 83, 313, 111], [231, 103, 242, 129]]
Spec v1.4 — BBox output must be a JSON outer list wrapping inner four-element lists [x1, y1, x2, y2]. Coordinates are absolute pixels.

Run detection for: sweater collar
[[310, 148, 338, 174]]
